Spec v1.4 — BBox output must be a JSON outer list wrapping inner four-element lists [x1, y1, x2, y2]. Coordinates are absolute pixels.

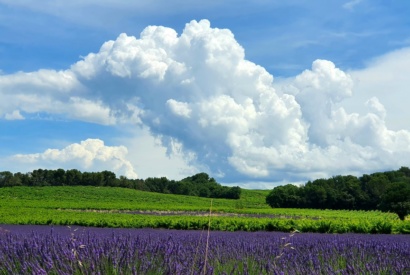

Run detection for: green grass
[[0, 186, 408, 233], [0, 186, 269, 211]]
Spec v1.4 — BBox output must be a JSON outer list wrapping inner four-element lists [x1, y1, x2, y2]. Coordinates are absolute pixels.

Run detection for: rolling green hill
[[0, 186, 408, 233], [0, 186, 269, 212]]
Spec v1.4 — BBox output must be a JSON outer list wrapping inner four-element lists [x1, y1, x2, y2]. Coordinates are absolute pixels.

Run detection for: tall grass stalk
[[203, 199, 213, 275], [273, 229, 298, 268]]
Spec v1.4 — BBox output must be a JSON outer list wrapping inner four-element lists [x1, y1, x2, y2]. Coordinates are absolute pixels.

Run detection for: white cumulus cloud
[[1, 19, 410, 185], [346, 47, 410, 131], [166, 99, 192, 118], [4, 110, 24, 120], [9, 139, 138, 179]]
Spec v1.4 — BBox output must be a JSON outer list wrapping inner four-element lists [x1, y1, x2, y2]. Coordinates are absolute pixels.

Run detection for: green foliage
[[0, 186, 408, 234], [379, 181, 410, 220], [0, 171, 20, 187], [266, 184, 302, 208], [266, 167, 410, 219], [0, 169, 241, 200]]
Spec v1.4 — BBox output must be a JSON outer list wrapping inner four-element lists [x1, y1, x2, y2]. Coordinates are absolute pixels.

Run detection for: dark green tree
[[0, 171, 14, 187], [305, 185, 327, 208], [266, 184, 302, 208], [224, 186, 241, 199], [361, 173, 390, 209], [379, 181, 410, 220], [398, 166, 410, 177], [101, 170, 117, 186], [65, 169, 82, 186], [48, 168, 66, 186], [30, 169, 48, 186], [145, 177, 170, 193]]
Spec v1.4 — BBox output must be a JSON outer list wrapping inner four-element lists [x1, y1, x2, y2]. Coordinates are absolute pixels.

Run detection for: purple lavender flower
[[0, 225, 409, 274]]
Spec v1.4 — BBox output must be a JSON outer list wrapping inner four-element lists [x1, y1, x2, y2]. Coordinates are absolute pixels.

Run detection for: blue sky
[[1, 0, 410, 188]]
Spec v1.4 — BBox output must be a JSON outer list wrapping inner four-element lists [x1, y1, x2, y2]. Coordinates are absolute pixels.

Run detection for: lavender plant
[[0, 225, 409, 274]]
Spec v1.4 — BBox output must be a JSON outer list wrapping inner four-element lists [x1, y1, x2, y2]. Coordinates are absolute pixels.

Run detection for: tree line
[[266, 167, 410, 220], [0, 169, 241, 200]]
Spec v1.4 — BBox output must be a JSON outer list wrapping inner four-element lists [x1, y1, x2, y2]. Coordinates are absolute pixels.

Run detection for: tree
[[50, 168, 66, 186], [266, 184, 302, 208], [379, 182, 410, 220], [362, 173, 390, 209], [30, 169, 48, 186], [145, 177, 170, 193], [101, 170, 117, 186], [0, 171, 14, 187], [81, 172, 103, 186], [65, 169, 82, 186], [198, 186, 211, 197], [304, 184, 327, 209], [398, 166, 410, 177], [225, 186, 241, 199], [13, 172, 27, 186]]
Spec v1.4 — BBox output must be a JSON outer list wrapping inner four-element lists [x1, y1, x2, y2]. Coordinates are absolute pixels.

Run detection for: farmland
[[0, 186, 409, 234], [0, 225, 409, 274], [0, 186, 409, 274]]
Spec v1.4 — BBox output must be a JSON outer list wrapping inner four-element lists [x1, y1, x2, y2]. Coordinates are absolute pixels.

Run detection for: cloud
[[116, 127, 199, 180], [343, 0, 363, 10], [4, 110, 24, 120], [9, 139, 138, 178], [345, 47, 410, 131], [166, 99, 192, 118], [1, 19, 410, 185], [0, 69, 121, 124]]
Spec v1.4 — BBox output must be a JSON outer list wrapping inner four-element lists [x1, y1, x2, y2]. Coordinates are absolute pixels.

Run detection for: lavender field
[[0, 225, 409, 274]]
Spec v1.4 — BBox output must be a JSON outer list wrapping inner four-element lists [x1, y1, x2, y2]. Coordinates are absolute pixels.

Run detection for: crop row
[[0, 226, 409, 274], [1, 208, 409, 234], [0, 186, 400, 220]]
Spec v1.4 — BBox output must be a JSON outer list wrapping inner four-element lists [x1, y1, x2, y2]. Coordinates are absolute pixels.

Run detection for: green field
[[1, 186, 409, 234]]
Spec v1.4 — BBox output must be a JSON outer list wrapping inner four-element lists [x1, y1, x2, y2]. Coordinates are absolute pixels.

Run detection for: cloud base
[[1, 19, 410, 186]]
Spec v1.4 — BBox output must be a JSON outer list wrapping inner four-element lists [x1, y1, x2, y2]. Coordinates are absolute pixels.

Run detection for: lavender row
[[0, 225, 409, 274]]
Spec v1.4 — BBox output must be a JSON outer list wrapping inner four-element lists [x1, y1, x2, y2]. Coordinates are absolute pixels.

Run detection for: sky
[[1, 0, 410, 189]]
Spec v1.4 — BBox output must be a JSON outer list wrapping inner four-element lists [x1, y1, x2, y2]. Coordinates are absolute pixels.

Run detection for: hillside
[[0, 186, 269, 212], [1, 186, 409, 234]]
